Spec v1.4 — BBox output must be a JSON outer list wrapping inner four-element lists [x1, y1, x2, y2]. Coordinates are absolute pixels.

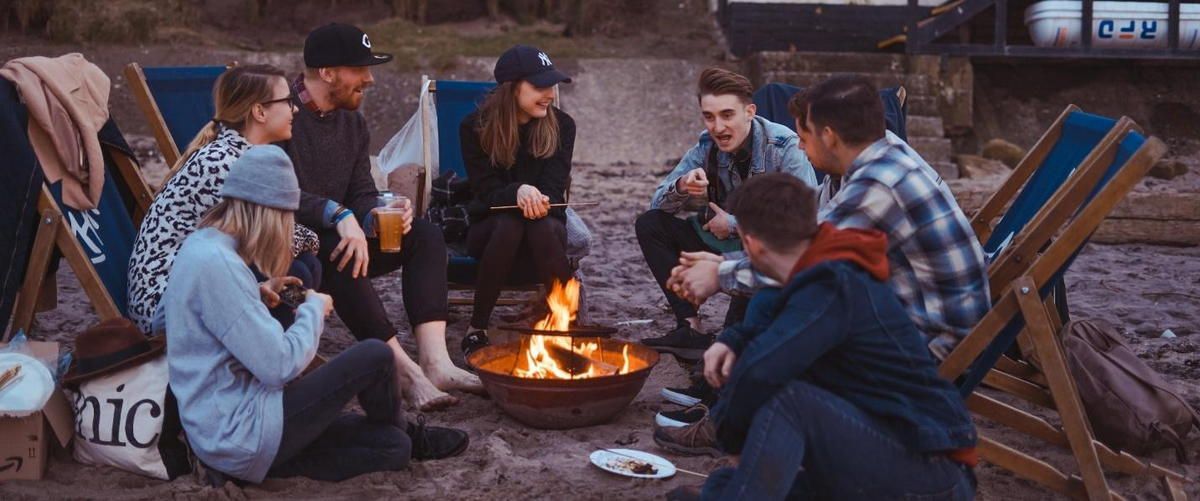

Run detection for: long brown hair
[[198, 198, 294, 278], [167, 64, 287, 179], [477, 81, 560, 168]]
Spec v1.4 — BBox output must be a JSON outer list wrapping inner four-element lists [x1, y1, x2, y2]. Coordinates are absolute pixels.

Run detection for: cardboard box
[[0, 341, 73, 481]]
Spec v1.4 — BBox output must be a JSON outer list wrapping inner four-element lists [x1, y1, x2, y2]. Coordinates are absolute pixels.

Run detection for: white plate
[[0, 352, 54, 417], [589, 448, 676, 479]]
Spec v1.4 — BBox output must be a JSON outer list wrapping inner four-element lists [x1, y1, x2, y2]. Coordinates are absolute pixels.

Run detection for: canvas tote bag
[[70, 356, 191, 479]]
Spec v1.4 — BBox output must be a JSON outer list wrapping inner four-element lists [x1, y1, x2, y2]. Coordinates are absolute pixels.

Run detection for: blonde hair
[[198, 198, 294, 278], [167, 64, 288, 179], [477, 81, 560, 168]]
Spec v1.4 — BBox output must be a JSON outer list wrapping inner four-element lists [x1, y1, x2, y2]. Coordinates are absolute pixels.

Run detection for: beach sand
[[3, 161, 1198, 500]]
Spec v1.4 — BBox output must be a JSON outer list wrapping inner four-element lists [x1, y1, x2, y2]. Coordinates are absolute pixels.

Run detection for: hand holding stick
[[490, 201, 600, 210]]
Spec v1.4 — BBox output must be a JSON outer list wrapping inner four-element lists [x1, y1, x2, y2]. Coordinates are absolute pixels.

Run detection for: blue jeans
[[703, 381, 975, 500]]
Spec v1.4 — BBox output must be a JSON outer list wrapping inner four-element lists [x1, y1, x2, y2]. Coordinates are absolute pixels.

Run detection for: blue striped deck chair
[[936, 110, 1184, 499], [422, 80, 566, 305], [124, 63, 227, 168]]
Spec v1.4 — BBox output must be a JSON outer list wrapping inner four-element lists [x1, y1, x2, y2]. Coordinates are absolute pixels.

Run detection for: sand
[[2, 156, 1198, 500]]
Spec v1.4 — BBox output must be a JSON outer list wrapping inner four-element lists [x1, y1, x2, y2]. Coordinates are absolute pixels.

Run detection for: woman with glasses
[[129, 64, 321, 332]]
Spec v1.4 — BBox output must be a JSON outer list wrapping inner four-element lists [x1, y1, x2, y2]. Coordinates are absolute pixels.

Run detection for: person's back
[[672, 172, 975, 500], [164, 227, 320, 482], [711, 233, 976, 455]]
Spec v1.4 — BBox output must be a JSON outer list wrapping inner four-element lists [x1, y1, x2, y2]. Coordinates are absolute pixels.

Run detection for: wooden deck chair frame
[[124, 62, 234, 171], [419, 78, 566, 306], [6, 144, 154, 340], [939, 116, 1187, 500]]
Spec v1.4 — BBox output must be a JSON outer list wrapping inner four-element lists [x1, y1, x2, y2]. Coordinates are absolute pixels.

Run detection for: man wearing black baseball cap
[[279, 23, 481, 413]]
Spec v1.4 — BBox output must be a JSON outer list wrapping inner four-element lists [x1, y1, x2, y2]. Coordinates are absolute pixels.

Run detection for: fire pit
[[467, 279, 660, 429]]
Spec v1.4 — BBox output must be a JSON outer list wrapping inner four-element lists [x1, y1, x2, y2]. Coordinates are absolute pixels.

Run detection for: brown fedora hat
[[63, 318, 165, 385]]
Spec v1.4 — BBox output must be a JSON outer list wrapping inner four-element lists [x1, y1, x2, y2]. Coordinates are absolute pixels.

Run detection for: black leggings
[[466, 213, 571, 329]]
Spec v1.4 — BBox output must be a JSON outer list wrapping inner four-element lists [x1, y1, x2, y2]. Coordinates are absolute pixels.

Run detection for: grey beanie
[[219, 145, 301, 210]]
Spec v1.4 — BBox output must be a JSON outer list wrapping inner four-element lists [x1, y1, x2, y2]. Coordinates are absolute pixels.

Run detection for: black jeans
[[466, 213, 571, 330], [267, 339, 411, 481], [634, 209, 747, 326], [316, 218, 449, 342]]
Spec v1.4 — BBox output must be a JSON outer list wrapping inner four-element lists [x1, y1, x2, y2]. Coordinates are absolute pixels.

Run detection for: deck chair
[[937, 110, 1187, 499], [417, 79, 575, 306], [124, 63, 227, 168], [3, 77, 155, 340]]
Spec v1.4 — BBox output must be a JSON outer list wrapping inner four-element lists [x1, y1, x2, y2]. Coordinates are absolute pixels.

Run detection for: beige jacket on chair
[[0, 53, 111, 210]]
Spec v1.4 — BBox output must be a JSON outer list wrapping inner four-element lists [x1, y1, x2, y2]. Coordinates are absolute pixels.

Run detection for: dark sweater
[[459, 107, 575, 221], [278, 95, 379, 230]]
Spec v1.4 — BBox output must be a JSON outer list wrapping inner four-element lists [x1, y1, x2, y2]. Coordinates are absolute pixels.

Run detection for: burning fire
[[513, 279, 633, 380]]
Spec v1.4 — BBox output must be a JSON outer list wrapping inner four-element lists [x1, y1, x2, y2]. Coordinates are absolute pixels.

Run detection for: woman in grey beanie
[[161, 145, 468, 485]]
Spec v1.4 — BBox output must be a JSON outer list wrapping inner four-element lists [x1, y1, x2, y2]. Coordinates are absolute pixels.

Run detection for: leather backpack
[[1062, 319, 1200, 462]]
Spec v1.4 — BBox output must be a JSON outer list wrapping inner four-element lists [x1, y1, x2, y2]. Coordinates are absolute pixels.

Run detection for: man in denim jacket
[[635, 67, 816, 361], [664, 173, 976, 501]]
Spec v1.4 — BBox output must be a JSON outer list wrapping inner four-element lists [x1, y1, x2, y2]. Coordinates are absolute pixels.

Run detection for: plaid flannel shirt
[[718, 132, 990, 339]]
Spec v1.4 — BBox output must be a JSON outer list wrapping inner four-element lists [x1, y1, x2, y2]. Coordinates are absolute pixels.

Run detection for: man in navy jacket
[[668, 173, 977, 500]]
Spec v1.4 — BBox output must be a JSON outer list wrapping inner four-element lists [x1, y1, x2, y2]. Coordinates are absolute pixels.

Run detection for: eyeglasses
[[260, 95, 296, 108]]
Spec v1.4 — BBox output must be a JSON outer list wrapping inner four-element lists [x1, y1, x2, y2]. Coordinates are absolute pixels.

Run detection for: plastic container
[[1025, 1, 1200, 49]]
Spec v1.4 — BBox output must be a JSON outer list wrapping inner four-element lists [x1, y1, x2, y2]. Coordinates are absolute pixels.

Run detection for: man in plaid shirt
[[670, 75, 989, 358]]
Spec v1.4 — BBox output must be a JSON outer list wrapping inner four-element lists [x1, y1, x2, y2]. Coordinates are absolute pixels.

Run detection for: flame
[[533, 279, 580, 331], [511, 279, 635, 380]]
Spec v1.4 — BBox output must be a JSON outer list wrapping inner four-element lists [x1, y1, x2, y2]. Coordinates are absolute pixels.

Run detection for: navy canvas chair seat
[[937, 106, 1185, 499], [753, 82, 908, 139], [125, 64, 226, 168], [981, 110, 1127, 264], [753, 82, 908, 185]]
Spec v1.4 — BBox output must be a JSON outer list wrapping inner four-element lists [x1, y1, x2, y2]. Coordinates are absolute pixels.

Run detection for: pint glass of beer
[[376, 192, 406, 253]]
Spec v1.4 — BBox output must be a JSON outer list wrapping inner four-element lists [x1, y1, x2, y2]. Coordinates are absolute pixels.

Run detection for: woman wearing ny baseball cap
[[458, 45, 576, 356]]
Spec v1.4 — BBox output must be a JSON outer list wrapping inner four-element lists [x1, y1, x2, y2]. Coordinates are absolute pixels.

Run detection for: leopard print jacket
[[126, 126, 320, 331]]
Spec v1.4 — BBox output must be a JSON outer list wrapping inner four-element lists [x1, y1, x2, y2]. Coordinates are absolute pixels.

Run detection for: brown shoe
[[653, 414, 722, 457]]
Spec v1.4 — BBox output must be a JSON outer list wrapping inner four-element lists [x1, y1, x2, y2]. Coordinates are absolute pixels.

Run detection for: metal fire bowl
[[467, 339, 660, 429]]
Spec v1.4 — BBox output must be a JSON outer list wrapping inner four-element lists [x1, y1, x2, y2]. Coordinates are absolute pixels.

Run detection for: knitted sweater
[[279, 90, 379, 230], [161, 228, 324, 482]]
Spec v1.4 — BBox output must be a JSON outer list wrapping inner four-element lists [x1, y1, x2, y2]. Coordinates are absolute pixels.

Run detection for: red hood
[[789, 223, 890, 282]]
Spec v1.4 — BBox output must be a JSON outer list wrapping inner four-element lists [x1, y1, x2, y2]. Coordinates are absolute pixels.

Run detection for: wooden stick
[[490, 202, 599, 210], [601, 448, 709, 478], [0, 364, 22, 394]]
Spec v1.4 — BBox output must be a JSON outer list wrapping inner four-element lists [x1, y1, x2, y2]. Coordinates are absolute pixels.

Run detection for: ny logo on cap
[[362, 34, 372, 49], [537, 52, 552, 66]]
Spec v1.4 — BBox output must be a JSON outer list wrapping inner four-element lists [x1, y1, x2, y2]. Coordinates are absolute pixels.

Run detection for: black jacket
[[459, 107, 575, 221]]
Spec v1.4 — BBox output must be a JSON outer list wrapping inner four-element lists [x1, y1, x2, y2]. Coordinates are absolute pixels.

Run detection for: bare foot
[[400, 370, 459, 411], [425, 363, 485, 394]]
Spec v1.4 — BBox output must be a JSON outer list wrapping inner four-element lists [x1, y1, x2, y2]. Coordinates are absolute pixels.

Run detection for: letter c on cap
[[362, 34, 372, 48]]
